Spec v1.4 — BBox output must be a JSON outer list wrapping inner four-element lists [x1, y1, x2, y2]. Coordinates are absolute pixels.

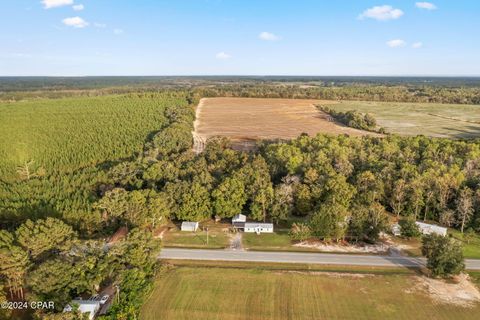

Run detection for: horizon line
[[1, 75, 480, 78]]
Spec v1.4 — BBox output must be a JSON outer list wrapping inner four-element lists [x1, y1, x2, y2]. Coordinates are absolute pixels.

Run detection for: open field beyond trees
[[326, 101, 480, 139], [195, 98, 379, 149], [140, 267, 480, 320]]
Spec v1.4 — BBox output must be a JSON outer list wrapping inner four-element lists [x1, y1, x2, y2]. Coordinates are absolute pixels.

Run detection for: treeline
[[198, 84, 480, 105], [316, 105, 384, 133], [99, 132, 480, 244], [2, 80, 480, 105]]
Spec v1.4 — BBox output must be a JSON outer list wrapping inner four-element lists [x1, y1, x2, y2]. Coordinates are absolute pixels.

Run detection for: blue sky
[[0, 0, 479, 76]]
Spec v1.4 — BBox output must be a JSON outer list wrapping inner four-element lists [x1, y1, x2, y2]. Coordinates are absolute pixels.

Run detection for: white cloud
[[42, 0, 73, 9], [386, 39, 406, 48], [258, 31, 281, 41], [62, 16, 89, 28], [113, 29, 124, 35], [415, 2, 437, 10], [358, 5, 404, 21], [215, 52, 231, 60], [93, 23, 107, 28], [72, 4, 84, 11], [412, 42, 423, 48]]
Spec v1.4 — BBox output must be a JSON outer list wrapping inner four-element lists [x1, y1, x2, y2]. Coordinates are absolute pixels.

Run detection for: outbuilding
[[181, 221, 199, 232], [64, 300, 100, 320], [415, 221, 447, 236], [244, 222, 274, 234], [232, 214, 247, 223]]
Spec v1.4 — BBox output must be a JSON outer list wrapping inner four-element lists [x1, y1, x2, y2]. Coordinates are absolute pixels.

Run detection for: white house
[[415, 222, 447, 236], [244, 222, 274, 234], [64, 300, 100, 320], [232, 214, 246, 223], [181, 221, 199, 232]]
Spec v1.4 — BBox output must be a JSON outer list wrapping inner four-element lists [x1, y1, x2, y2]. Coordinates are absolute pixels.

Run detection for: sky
[[0, 0, 479, 76]]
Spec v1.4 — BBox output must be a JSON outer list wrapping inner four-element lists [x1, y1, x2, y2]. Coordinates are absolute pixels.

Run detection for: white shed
[[244, 222, 274, 234], [181, 221, 199, 232], [64, 300, 100, 320], [415, 221, 447, 236], [391, 223, 401, 236], [232, 214, 247, 223]]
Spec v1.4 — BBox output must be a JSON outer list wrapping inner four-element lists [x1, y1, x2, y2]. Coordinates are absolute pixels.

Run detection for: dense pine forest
[[1, 78, 480, 318]]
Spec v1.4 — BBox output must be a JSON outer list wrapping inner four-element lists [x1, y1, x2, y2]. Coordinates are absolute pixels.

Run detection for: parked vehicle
[[100, 295, 110, 305]]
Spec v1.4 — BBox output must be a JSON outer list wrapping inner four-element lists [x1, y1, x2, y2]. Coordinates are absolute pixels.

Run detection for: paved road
[[160, 248, 480, 270]]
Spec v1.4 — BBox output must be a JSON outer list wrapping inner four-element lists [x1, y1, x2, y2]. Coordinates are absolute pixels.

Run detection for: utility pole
[[206, 227, 209, 245]]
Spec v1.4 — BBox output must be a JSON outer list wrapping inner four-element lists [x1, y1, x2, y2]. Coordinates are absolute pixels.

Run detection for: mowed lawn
[[162, 223, 231, 249], [326, 101, 480, 139], [140, 267, 480, 320]]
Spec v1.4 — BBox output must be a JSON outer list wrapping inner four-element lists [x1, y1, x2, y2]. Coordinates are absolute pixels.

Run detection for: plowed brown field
[[195, 98, 379, 149]]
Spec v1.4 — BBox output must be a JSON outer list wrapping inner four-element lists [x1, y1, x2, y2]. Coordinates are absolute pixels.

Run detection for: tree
[[398, 217, 421, 239], [390, 179, 406, 218], [94, 188, 132, 223], [108, 229, 161, 271], [0, 231, 30, 299], [166, 180, 211, 221], [408, 178, 424, 220], [143, 190, 171, 229], [289, 223, 311, 242], [310, 203, 350, 242], [15, 218, 77, 259], [349, 202, 389, 243], [422, 234, 465, 277], [294, 184, 313, 216], [241, 156, 274, 222], [355, 171, 381, 204], [27, 258, 76, 304], [270, 179, 295, 224], [211, 176, 247, 218], [456, 187, 474, 233], [323, 174, 356, 208]]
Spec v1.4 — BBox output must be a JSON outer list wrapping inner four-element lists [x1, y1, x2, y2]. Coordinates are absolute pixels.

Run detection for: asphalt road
[[160, 248, 480, 270]]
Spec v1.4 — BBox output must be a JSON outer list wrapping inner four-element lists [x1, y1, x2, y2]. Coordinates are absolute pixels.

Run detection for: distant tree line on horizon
[[1, 78, 480, 105]]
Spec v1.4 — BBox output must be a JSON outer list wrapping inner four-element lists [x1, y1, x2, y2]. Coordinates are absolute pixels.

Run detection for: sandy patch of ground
[[274, 270, 374, 278], [195, 97, 381, 150], [293, 240, 391, 254], [414, 274, 480, 307]]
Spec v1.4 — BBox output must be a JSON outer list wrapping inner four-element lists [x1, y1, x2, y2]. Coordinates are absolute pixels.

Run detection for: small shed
[[415, 221, 447, 236], [64, 300, 100, 320], [244, 222, 274, 234], [181, 221, 199, 232], [232, 214, 247, 224], [391, 223, 401, 236]]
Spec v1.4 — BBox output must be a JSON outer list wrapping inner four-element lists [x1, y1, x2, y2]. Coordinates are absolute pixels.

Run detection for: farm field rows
[[140, 267, 480, 320], [195, 98, 379, 149], [0, 94, 184, 180], [325, 101, 480, 139]]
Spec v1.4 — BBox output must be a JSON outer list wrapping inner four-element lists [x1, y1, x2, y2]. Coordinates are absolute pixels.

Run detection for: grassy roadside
[[161, 222, 231, 249], [162, 259, 416, 275]]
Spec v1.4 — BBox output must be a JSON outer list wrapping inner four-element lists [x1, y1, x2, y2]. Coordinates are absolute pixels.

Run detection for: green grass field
[[140, 267, 480, 320], [326, 101, 480, 139]]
